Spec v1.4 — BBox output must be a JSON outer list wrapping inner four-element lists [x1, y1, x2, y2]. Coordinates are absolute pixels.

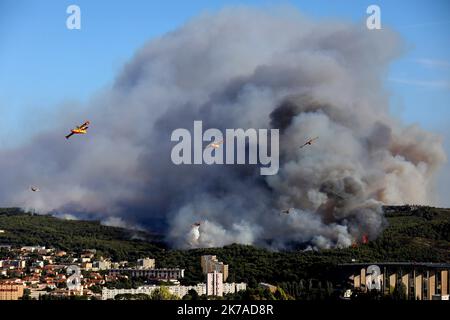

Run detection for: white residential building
[[29, 290, 48, 300], [137, 258, 155, 269], [94, 260, 111, 270], [101, 284, 207, 300], [168, 284, 206, 298], [101, 285, 159, 300], [206, 271, 224, 297], [21, 246, 46, 252], [223, 282, 247, 295], [109, 268, 184, 280], [100, 281, 245, 300]]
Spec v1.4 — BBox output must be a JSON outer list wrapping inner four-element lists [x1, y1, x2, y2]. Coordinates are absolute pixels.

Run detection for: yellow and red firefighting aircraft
[[65, 121, 90, 139], [207, 140, 223, 149], [300, 136, 318, 149]]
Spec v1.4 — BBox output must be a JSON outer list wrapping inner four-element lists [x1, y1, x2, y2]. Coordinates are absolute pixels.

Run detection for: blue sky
[[0, 0, 449, 146]]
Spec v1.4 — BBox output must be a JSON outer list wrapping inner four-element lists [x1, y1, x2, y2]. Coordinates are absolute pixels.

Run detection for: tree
[[182, 288, 199, 300], [391, 283, 407, 300], [90, 285, 102, 294], [274, 287, 292, 300], [150, 287, 179, 300], [115, 293, 150, 300], [21, 288, 31, 300]]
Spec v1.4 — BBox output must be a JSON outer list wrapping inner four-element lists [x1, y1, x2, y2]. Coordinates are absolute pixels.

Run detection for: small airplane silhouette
[[207, 140, 223, 149], [30, 186, 40, 192], [281, 208, 294, 214], [66, 121, 90, 139], [300, 137, 319, 149], [191, 222, 201, 227]]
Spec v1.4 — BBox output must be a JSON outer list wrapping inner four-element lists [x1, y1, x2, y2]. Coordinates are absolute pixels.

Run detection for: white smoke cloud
[[101, 216, 142, 230], [0, 7, 446, 249]]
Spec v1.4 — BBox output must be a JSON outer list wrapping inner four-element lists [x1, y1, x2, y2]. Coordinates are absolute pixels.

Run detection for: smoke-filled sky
[[0, 2, 449, 249]]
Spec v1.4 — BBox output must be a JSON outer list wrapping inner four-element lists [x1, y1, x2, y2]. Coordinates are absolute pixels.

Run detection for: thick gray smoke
[[0, 7, 446, 249]]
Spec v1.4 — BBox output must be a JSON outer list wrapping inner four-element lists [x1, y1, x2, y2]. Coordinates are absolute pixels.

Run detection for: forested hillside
[[1, 206, 449, 286]]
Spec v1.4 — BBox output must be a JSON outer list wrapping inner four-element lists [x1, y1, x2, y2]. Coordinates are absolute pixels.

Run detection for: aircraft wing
[[207, 140, 223, 148], [80, 122, 89, 129]]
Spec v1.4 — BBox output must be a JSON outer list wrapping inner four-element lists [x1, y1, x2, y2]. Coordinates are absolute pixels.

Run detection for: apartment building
[[0, 281, 24, 300], [201, 255, 229, 281], [341, 262, 450, 300], [108, 268, 185, 280]]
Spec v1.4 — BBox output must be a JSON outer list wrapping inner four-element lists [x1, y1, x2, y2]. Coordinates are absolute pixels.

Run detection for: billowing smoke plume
[[0, 7, 446, 249]]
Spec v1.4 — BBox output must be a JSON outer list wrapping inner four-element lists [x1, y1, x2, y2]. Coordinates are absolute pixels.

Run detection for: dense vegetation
[[0, 208, 165, 260], [1, 206, 449, 289]]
